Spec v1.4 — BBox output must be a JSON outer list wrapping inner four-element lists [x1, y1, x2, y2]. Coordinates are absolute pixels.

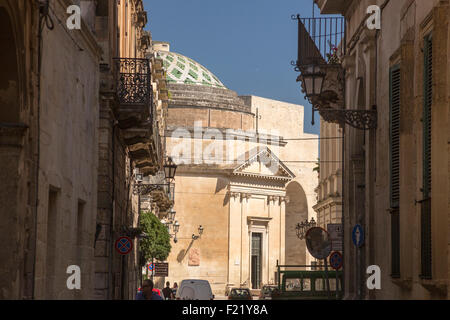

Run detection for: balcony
[[292, 15, 377, 130], [114, 57, 162, 175], [293, 16, 345, 107]]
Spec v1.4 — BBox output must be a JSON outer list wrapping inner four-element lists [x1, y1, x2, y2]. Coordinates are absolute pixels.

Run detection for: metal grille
[[114, 58, 152, 106], [293, 15, 345, 67], [390, 66, 401, 208]]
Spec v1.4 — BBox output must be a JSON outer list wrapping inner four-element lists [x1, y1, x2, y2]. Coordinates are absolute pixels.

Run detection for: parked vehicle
[[228, 288, 252, 300], [175, 279, 214, 300], [258, 285, 278, 300], [272, 267, 343, 300]]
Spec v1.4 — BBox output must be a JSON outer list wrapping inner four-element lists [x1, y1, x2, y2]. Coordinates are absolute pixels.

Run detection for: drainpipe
[[108, 120, 117, 300], [32, 1, 54, 300]]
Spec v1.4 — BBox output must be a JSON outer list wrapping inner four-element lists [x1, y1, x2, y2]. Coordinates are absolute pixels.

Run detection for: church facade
[[150, 42, 318, 294]]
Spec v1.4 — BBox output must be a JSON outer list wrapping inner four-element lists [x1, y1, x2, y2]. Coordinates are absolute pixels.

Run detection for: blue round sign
[[148, 263, 154, 271], [352, 224, 364, 247]]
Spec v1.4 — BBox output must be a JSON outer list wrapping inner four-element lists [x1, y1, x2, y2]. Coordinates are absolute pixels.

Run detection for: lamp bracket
[[317, 107, 377, 130], [133, 182, 169, 195]]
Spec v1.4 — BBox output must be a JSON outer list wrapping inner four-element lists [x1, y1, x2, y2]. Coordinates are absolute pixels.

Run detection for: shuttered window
[[389, 65, 401, 278], [420, 34, 432, 279]]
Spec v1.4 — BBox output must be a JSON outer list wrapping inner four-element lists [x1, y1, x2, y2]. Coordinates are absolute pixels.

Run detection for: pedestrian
[[135, 279, 163, 300], [162, 281, 175, 300], [172, 282, 178, 297]]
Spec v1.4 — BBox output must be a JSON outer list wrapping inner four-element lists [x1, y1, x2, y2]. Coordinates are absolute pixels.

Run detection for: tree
[[139, 211, 171, 264]]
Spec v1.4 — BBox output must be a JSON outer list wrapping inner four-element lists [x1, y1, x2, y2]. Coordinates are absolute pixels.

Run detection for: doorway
[[251, 233, 262, 289]]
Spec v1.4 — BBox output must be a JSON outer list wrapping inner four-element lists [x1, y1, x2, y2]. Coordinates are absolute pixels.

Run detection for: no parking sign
[[115, 236, 133, 255], [329, 251, 343, 270]]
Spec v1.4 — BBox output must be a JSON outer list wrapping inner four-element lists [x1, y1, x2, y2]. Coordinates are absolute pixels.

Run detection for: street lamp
[[171, 220, 180, 243], [168, 209, 176, 221], [173, 220, 180, 233], [301, 65, 325, 98], [133, 158, 178, 196], [164, 157, 177, 183], [296, 217, 316, 240], [192, 225, 204, 240]]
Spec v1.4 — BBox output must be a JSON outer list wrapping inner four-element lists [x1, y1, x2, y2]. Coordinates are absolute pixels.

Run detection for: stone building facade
[[308, 0, 449, 299], [0, 0, 166, 299], [151, 43, 319, 294], [313, 121, 343, 231]]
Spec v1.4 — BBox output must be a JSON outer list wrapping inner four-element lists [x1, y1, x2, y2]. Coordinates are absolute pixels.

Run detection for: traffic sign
[[305, 227, 332, 260], [329, 251, 343, 270], [327, 223, 343, 251], [154, 263, 169, 277], [148, 263, 154, 272], [115, 236, 133, 255], [352, 224, 364, 247]]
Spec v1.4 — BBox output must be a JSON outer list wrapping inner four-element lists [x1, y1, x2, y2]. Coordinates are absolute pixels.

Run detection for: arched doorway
[[285, 181, 308, 265]]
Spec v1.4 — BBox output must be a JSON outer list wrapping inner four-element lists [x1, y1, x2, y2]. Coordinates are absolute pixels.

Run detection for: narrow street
[[0, 0, 449, 302]]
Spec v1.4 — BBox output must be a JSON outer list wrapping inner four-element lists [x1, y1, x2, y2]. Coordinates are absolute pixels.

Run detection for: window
[[46, 188, 59, 298], [420, 34, 433, 279], [315, 278, 337, 291], [389, 65, 401, 278]]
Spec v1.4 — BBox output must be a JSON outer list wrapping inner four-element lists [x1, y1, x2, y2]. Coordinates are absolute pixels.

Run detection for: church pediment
[[233, 147, 295, 180]]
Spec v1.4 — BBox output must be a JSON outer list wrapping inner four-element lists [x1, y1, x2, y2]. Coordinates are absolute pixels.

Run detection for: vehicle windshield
[[230, 289, 250, 296]]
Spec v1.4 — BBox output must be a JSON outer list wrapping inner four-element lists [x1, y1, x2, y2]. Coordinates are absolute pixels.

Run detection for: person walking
[[172, 282, 178, 297], [162, 281, 175, 300], [135, 279, 163, 300]]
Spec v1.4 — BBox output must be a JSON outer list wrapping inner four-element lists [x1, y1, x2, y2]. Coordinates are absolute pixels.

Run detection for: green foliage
[[139, 211, 171, 262], [313, 158, 320, 173]]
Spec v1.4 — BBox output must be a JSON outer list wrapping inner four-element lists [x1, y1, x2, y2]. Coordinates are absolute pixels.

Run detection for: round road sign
[[115, 236, 133, 255], [305, 227, 332, 260], [148, 263, 154, 271], [329, 251, 343, 270]]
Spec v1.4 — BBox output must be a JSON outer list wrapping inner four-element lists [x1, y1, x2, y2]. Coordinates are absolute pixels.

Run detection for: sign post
[[352, 224, 365, 299], [329, 251, 343, 300], [327, 224, 343, 251]]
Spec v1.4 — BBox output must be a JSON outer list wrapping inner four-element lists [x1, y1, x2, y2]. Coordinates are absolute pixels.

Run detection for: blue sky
[[144, 0, 322, 135]]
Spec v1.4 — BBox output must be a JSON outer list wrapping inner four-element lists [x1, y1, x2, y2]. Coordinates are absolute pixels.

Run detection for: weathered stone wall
[[338, 0, 448, 299], [33, 0, 101, 299]]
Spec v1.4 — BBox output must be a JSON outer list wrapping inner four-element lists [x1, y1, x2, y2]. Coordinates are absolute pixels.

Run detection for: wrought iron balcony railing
[[292, 15, 345, 68], [114, 58, 152, 108]]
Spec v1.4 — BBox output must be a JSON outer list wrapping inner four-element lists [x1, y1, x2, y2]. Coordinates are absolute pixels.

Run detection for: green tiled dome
[[155, 51, 226, 89]]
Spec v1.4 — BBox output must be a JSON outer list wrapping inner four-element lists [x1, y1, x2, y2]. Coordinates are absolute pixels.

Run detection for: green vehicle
[[272, 264, 343, 300]]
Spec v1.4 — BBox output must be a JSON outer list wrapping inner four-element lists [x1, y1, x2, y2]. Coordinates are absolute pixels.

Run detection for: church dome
[[155, 50, 227, 89]]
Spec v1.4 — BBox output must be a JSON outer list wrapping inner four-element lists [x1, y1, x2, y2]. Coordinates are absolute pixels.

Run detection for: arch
[[285, 181, 309, 265], [0, 5, 20, 122]]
